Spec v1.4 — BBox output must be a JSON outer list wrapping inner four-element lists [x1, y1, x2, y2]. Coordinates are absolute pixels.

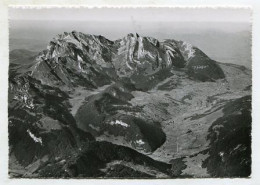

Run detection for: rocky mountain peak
[[26, 31, 226, 90]]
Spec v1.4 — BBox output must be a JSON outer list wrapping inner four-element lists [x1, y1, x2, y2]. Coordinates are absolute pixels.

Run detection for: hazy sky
[[9, 7, 252, 40], [9, 7, 251, 22]]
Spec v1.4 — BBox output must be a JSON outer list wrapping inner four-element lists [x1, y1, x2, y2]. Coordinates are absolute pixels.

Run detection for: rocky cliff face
[[30, 31, 225, 90], [31, 31, 117, 89], [112, 33, 186, 76], [8, 31, 251, 178]]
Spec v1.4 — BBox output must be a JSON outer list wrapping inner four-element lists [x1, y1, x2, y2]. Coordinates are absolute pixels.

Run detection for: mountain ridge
[[25, 31, 226, 91]]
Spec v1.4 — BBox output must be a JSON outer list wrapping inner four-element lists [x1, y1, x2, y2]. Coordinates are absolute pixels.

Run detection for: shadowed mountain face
[[8, 31, 251, 178], [203, 95, 251, 177]]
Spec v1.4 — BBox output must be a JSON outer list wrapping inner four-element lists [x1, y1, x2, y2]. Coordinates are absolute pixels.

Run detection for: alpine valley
[[8, 31, 251, 178]]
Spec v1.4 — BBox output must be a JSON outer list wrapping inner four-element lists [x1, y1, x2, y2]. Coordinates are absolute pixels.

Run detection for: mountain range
[[9, 31, 251, 178]]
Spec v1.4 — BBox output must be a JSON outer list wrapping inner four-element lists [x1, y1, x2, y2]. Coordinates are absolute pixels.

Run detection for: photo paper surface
[[8, 7, 252, 179]]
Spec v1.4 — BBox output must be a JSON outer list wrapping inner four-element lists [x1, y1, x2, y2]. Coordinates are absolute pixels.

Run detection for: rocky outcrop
[[165, 40, 225, 81], [113, 33, 186, 77], [31, 31, 117, 89]]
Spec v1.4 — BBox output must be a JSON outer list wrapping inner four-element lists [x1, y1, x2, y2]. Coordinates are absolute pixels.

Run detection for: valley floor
[[64, 63, 251, 177]]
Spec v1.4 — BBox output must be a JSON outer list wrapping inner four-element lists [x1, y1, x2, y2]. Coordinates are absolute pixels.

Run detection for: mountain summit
[[29, 31, 225, 90]]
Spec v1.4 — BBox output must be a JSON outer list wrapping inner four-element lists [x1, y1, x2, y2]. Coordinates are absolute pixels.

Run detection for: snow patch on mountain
[[109, 120, 129, 128], [27, 129, 43, 145], [164, 45, 176, 53], [182, 41, 195, 59], [77, 55, 84, 71], [136, 139, 145, 145], [137, 36, 145, 59]]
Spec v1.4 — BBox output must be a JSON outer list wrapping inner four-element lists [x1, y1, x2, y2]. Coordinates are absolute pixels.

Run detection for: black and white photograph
[[7, 7, 252, 179]]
